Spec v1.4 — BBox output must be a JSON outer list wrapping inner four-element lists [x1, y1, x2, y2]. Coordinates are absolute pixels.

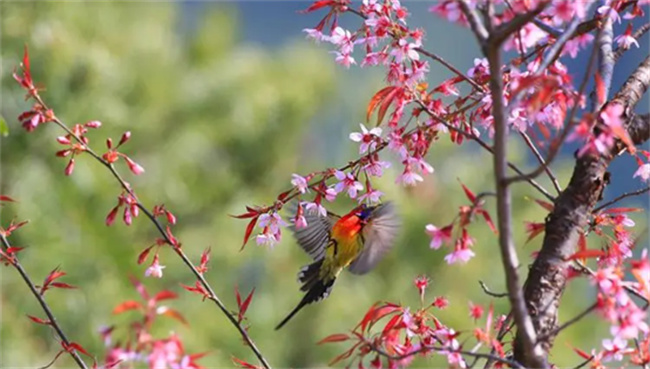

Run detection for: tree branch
[[0, 234, 88, 369], [29, 93, 273, 369], [516, 55, 650, 363], [485, 44, 547, 368]]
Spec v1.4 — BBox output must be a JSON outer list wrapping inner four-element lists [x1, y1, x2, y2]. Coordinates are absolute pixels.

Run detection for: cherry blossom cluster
[[240, 0, 648, 251], [101, 277, 207, 369], [570, 205, 650, 367], [425, 182, 496, 265], [318, 275, 513, 369]]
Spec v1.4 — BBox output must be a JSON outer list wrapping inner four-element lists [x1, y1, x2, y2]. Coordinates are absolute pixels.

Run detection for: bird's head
[[355, 204, 376, 222]]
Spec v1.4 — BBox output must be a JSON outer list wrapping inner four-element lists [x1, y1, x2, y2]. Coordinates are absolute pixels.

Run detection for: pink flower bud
[[85, 120, 102, 128], [106, 138, 113, 149], [166, 211, 177, 225], [119, 131, 131, 146], [64, 158, 75, 176], [56, 136, 71, 145], [125, 156, 145, 175], [105, 206, 119, 226]]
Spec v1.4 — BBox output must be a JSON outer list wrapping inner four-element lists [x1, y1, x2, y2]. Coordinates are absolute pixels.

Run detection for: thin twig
[[536, 303, 597, 343], [458, 0, 489, 42], [365, 339, 525, 369], [593, 186, 650, 213], [490, 1, 550, 46], [0, 234, 88, 369], [30, 94, 272, 369], [478, 280, 508, 298], [415, 47, 484, 92], [572, 355, 594, 369], [486, 38, 546, 367], [518, 131, 562, 194]]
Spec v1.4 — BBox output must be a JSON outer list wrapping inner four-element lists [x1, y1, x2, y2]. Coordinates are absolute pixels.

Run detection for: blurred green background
[[0, 2, 647, 368]]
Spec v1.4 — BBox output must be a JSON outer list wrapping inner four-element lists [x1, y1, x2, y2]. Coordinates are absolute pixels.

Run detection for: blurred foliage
[[0, 2, 646, 369]]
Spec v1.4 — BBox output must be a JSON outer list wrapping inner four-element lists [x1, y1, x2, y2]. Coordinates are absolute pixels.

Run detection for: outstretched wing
[[289, 203, 334, 261], [348, 202, 400, 275]]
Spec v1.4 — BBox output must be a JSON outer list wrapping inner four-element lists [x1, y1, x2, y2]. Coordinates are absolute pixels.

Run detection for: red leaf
[[22, 45, 30, 74], [153, 290, 178, 302], [459, 181, 477, 203], [301, 0, 335, 13], [478, 209, 498, 234], [595, 73, 605, 107], [65, 342, 93, 359], [232, 357, 262, 369], [602, 207, 642, 214], [238, 288, 255, 322], [0, 195, 16, 202], [27, 315, 51, 325], [328, 347, 355, 366], [230, 211, 259, 219], [5, 246, 25, 254], [112, 300, 142, 314], [318, 333, 350, 344], [158, 307, 188, 326], [533, 198, 554, 212], [137, 245, 154, 265], [573, 346, 592, 360], [382, 313, 401, 335], [525, 222, 545, 243], [376, 87, 401, 126], [50, 282, 76, 289], [241, 216, 259, 251], [566, 249, 605, 261], [366, 86, 398, 124]]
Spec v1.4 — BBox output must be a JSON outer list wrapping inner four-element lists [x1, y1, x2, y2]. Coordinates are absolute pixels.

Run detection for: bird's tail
[[276, 260, 335, 330]]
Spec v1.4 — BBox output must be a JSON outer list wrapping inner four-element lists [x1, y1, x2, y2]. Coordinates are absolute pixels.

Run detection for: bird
[[275, 201, 400, 330]]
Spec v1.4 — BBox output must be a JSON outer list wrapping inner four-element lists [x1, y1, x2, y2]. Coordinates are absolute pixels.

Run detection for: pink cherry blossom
[[615, 24, 639, 49], [145, 255, 165, 278], [303, 201, 328, 217], [329, 27, 355, 54], [334, 170, 364, 198], [291, 173, 310, 193], [444, 247, 475, 264], [349, 123, 383, 154], [425, 224, 452, 249], [358, 188, 383, 205]]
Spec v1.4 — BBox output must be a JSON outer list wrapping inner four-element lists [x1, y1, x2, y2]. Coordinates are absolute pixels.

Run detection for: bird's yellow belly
[[320, 238, 362, 281]]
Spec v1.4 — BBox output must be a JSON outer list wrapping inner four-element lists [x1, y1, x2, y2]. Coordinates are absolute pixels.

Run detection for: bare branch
[[518, 131, 562, 194], [491, 1, 550, 46], [485, 44, 547, 367], [0, 234, 88, 369], [595, 15, 614, 110], [458, 0, 489, 42], [478, 280, 508, 298], [594, 185, 650, 213]]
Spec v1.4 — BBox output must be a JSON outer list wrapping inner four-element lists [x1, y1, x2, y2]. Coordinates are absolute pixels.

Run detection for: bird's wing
[[289, 203, 334, 261], [348, 202, 400, 275]]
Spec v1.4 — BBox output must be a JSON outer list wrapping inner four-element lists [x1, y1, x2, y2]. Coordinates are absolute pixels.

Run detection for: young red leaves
[[234, 285, 256, 323]]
